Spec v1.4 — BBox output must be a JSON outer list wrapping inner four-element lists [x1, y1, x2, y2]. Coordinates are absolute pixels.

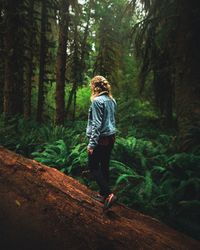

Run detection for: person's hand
[[87, 147, 94, 155]]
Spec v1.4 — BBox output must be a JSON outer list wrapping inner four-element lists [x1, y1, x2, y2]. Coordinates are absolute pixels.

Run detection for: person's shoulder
[[93, 94, 115, 105], [93, 95, 104, 103], [92, 96, 104, 107], [111, 97, 117, 105], [111, 97, 116, 102]]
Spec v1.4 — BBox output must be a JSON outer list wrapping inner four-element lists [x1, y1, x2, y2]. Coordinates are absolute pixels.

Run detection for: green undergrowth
[[0, 115, 199, 240]]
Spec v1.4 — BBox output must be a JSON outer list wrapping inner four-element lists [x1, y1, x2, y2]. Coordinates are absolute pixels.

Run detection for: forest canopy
[[0, 0, 200, 241]]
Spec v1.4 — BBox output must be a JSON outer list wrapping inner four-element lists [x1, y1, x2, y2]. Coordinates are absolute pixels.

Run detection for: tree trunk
[[79, 3, 91, 83], [0, 146, 199, 250], [153, 65, 173, 128], [66, 23, 79, 120], [66, 2, 91, 121], [0, 2, 4, 113], [37, 0, 47, 122], [71, 23, 80, 121], [3, 0, 24, 117], [174, 0, 200, 142], [72, 89, 77, 121], [66, 84, 76, 119], [55, 0, 69, 125], [24, 0, 35, 119]]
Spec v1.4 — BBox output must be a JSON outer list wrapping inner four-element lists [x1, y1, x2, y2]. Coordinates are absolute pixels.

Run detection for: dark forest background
[[0, 0, 200, 240]]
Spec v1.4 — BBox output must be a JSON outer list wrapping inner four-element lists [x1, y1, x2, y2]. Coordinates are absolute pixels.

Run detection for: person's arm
[[87, 99, 104, 152]]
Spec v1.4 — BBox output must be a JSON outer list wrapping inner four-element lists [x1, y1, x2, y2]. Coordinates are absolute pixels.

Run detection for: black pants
[[88, 142, 114, 197]]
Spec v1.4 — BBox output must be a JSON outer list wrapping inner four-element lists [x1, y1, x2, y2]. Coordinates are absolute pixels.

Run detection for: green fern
[[110, 160, 137, 175], [37, 125, 69, 143], [67, 142, 88, 174], [31, 139, 68, 170]]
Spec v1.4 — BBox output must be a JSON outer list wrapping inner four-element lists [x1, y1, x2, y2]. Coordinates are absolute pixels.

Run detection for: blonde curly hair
[[90, 75, 113, 100]]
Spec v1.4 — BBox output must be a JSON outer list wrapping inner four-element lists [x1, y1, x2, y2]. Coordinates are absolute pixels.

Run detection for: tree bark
[[79, 2, 91, 83], [0, 2, 4, 113], [66, 84, 76, 119], [174, 0, 200, 141], [37, 0, 47, 123], [66, 26, 79, 120], [3, 0, 24, 117], [55, 0, 69, 125], [0, 146, 199, 250], [24, 0, 35, 119]]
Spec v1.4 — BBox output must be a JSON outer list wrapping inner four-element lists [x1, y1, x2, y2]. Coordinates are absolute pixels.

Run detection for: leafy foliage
[[32, 139, 68, 170], [0, 112, 199, 239], [0, 0, 199, 241], [111, 135, 200, 239]]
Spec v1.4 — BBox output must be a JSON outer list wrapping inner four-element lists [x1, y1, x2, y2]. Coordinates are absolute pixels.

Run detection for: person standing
[[86, 75, 117, 209]]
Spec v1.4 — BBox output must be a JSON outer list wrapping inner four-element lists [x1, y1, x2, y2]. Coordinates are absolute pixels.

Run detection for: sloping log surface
[[0, 146, 199, 250]]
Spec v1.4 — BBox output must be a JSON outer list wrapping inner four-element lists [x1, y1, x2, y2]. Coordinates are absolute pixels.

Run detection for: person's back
[[86, 93, 116, 143], [86, 75, 117, 211], [96, 94, 116, 135]]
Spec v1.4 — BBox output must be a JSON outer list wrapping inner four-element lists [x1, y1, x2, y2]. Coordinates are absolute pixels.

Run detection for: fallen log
[[0, 146, 199, 250]]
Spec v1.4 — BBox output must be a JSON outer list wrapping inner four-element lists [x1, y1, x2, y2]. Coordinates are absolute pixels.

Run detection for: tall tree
[[55, 0, 69, 125], [79, 0, 92, 83], [69, 0, 93, 120], [0, 1, 5, 113], [3, 0, 24, 117], [66, 15, 80, 120], [24, 0, 36, 119], [133, 0, 175, 126], [93, 0, 126, 86], [174, 0, 200, 143], [134, 0, 200, 146], [66, 1, 89, 120], [36, 0, 47, 122]]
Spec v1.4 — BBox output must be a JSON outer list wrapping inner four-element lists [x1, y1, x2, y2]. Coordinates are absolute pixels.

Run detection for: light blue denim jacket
[[86, 93, 117, 149]]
